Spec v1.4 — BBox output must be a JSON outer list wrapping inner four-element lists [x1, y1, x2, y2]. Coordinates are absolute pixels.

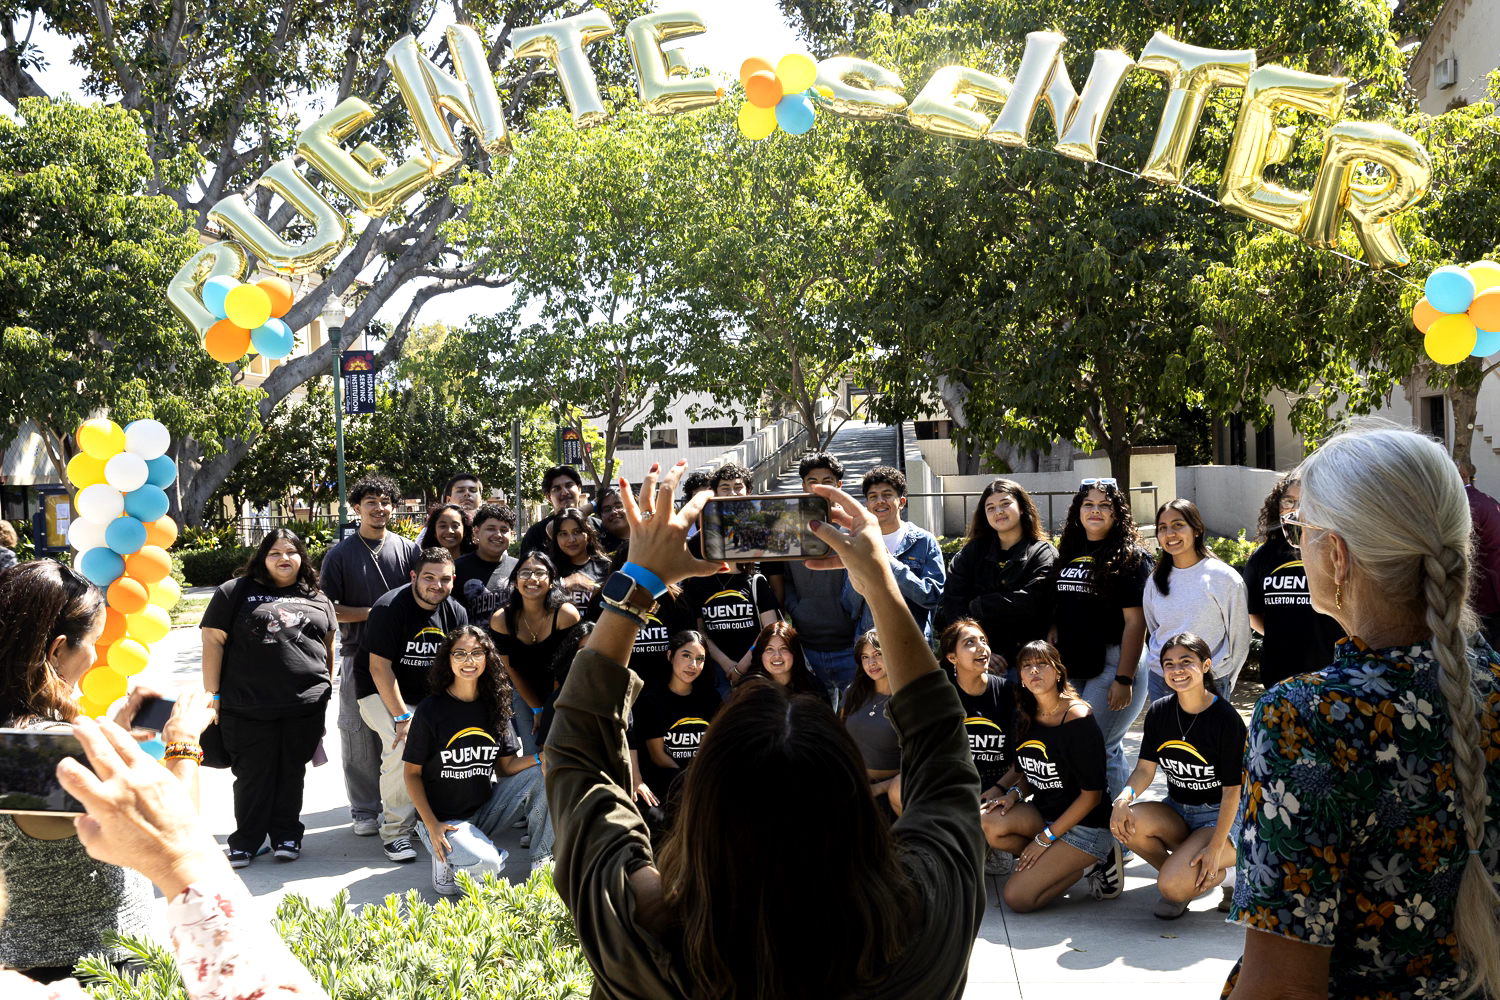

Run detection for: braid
[[1421, 543, 1500, 999]]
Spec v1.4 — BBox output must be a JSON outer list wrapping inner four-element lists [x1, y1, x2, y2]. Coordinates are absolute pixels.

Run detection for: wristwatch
[[1113, 673, 1134, 686], [601, 571, 659, 621]]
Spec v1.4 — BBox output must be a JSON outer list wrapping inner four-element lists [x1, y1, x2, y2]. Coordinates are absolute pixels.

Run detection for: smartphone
[[132, 696, 175, 733], [0, 729, 92, 816], [699, 493, 832, 562]]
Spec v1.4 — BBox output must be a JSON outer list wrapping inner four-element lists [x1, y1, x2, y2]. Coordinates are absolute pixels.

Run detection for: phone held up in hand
[[698, 493, 832, 562], [0, 729, 93, 816], [132, 696, 176, 733]]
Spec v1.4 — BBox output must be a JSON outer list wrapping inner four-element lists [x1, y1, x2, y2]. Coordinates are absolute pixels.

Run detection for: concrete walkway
[[768, 420, 898, 492], [134, 623, 1245, 999]]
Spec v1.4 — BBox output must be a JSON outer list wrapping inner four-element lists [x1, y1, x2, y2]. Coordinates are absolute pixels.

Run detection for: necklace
[[868, 691, 890, 716], [360, 531, 386, 557], [1175, 695, 1215, 742], [518, 606, 549, 644]]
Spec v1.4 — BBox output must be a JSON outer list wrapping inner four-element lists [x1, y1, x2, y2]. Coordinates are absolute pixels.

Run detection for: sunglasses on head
[[1080, 477, 1118, 489]]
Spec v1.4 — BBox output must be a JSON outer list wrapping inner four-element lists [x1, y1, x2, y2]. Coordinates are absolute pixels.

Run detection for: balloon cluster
[[67, 418, 182, 717], [201, 275, 297, 363], [1414, 261, 1500, 364], [736, 54, 829, 140]]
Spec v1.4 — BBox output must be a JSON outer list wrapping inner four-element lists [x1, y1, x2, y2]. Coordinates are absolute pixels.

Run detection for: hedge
[[179, 545, 331, 587], [74, 867, 592, 999]]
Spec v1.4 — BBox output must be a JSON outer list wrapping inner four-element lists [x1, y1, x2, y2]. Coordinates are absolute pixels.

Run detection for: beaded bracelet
[[162, 742, 203, 764], [1033, 834, 1053, 848]]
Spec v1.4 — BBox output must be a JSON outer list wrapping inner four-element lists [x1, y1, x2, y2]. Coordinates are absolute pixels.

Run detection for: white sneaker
[[432, 855, 458, 896], [352, 818, 379, 837], [984, 848, 1014, 875]]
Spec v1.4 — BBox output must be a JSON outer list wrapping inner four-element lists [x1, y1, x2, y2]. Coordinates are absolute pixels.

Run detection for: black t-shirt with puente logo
[[402, 691, 520, 820], [354, 584, 468, 703], [584, 588, 700, 691], [634, 684, 722, 797], [1050, 542, 1153, 680], [1013, 711, 1110, 828], [954, 673, 1016, 790], [1244, 536, 1346, 688], [1140, 693, 1247, 807], [687, 571, 781, 663]]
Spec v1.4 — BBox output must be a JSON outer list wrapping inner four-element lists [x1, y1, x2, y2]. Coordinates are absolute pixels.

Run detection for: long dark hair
[[547, 507, 606, 566], [240, 528, 320, 595], [0, 561, 103, 725], [658, 679, 916, 1000], [1152, 499, 1212, 596], [417, 502, 475, 554], [1257, 473, 1298, 543], [503, 552, 567, 620], [938, 617, 988, 685], [428, 626, 513, 736], [1158, 631, 1220, 696], [744, 621, 819, 696], [1052, 481, 1145, 594], [964, 479, 1044, 548], [842, 628, 883, 719], [1013, 640, 1081, 741]]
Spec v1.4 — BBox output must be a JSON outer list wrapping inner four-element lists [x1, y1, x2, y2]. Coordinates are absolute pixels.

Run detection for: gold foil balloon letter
[[625, 10, 723, 115], [167, 241, 250, 340], [1219, 66, 1347, 235], [511, 9, 617, 128], [208, 160, 350, 275], [297, 98, 437, 218], [386, 24, 512, 168], [814, 57, 908, 121], [1136, 33, 1256, 185], [1305, 122, 1432, 269], [987, 32, 1135, 162], [907, 65, 1011, 141]]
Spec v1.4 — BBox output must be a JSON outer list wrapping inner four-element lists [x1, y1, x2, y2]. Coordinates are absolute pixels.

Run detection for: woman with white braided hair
[[1225, 419, 1500, 1000]]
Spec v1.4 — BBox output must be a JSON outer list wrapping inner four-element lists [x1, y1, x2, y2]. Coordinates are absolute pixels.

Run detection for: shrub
[[176, 524, 241, 551], [179, 547, 253, 586], [1207, 531, 1257, 569], [283, 518, 336, 547], [74, 869, 593, 1000], [5, 519, 34, 561]]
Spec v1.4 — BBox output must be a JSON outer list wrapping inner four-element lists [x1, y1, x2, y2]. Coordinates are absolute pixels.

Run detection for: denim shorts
[[1057, 823, 1115, 862], [1165, 795, 1242, 842]]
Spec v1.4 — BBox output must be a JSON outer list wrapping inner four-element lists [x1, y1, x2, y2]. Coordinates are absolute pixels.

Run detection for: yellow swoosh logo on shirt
[[706, 589, 749, 603], [1156, 740, 1209, 764], [416, 627, 449, 640], [1271, 560, 1305, 574], [445, 727, 496, 748], [964, 717, 1004, 731], [1016, 739, 1048, 759], [669, 718, 710, 729]]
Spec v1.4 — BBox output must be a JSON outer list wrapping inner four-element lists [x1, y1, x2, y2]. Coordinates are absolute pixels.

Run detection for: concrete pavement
[[138, 623, 1245, 999]]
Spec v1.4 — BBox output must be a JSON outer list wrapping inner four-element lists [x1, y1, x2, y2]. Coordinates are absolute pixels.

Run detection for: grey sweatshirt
[[1143, 556, 1251, 682], [782, 561, 856, 651]]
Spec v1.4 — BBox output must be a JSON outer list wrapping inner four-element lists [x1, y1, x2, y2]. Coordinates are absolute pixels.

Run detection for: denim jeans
[[803, 647, 857, 708], [416, 763, 553, 867], [511, 689, 540, 756], [1075, 644, 1149, 798], [336, 656, 381, 823]]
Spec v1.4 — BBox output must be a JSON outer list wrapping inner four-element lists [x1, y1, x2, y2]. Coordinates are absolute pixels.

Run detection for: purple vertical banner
[[341, 351, 376, 414]]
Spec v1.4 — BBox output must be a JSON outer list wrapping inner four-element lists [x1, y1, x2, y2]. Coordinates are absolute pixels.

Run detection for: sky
[[20, 0, 805, 330]]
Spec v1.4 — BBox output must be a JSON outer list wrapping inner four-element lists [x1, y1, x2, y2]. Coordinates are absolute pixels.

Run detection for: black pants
[[218, 704, 325, 853]]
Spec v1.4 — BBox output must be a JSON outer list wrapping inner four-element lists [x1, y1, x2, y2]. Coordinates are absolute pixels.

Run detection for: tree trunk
[[1104, 438, 1133, 498], [937, 374, 983, 475], [1450, 357, 1482, 467]]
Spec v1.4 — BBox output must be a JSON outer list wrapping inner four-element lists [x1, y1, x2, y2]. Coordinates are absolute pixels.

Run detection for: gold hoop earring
[[1335, 582, 1344, 611]]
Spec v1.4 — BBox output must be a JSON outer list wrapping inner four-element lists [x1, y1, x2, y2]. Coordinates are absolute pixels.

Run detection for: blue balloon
[[138, 737, 166, 759], [1425, 265, 1477, 315], [77, 547, 125, 587], [104, 515, 147, 555], [251, 318, 295, 360], [145, 454, 177, 489], [775, 94, 815, 136], [202, 276, 238, 321], [1473, 329, 1500, 357], [124, 484, 170, 523]]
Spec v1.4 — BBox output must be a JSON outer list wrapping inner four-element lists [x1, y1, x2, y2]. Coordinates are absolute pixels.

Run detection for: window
[[650, 429, 679, 449], [1227, 413, 1248, 467], [1424, 396, 1448, 445], [688, 426, 745, 448], [1254, 424, 1276, 471], [914, 420, 952, 440], [615, 430, 643, 451]]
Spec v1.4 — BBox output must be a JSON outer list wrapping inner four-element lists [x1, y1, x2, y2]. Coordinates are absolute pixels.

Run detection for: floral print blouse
[[0, 876, 327, 999], [1223, 637, 1500, 999]]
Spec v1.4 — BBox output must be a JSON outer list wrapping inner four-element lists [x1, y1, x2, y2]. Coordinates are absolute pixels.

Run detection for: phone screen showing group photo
[[701, 494, 832, 562]]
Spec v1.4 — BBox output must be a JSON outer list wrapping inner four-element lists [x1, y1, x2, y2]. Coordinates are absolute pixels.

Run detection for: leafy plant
[[1207, 531, 1258, 569], [74, 869, 592, 1000], [178, 547, 253, 586], [5, 519, 33, 561], [176, 524, 241, 552]]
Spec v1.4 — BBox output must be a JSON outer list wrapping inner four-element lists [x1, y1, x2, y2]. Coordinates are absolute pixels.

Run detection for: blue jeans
[[1075, 645, 1150, 798], [512, 689, 539, 756], [804, 647, 857, 698], [417, 763, 554, 864], [1148, 669, 1171, 705]]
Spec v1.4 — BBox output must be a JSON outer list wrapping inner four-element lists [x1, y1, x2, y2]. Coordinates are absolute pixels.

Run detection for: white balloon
[[124, 419, 171, 461], [67, 517, 110, 553], [76, 483, 125, 523], [103, 452, 150, 493]]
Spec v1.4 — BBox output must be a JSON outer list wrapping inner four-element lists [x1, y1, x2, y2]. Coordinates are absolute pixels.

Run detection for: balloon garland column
[[67, 418, 182, 718]]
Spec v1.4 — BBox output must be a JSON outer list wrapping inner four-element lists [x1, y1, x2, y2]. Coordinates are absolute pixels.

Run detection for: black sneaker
[[227, 848, 253, 869], [1087, 839, 1124, 900], [272, 840, 301, 861], [383, 838, 417, 862]]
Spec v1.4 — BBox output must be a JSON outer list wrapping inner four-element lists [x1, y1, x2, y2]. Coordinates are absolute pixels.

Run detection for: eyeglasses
[[1080, 478, 1118, 488], [516, 569, 550, 580], [450, 649, 486, 662], [1280, 509, 1326, 549]]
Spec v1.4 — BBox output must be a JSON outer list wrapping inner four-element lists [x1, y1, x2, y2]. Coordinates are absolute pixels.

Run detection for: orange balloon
[[1412, 297, 1441, 334], [258, 277, 294, 319], [745, 70, 783, 109], [107, 576, 150, 615], [204, 320, 251, 363], [1469, 288, 1500, 333], [93, 642, 112, 666], [143, 517, 179, 549], [99, 607, 128, 645], [739, 57, 775, 87], [125, 545, 172, 584]]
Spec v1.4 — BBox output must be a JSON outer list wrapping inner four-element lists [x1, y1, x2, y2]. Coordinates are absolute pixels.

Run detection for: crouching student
[[403, 626, 555, 894], [1110, 632, 1244, 919], [981, 641, 1122, 911]]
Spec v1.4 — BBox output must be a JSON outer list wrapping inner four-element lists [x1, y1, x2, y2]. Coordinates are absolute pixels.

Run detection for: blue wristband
[[535, 752, 541, 765], [392, 712, 412, 723], [531, 706, 543, 715], [620, 562, 668, 598], [1042, 825, 1057, 843]]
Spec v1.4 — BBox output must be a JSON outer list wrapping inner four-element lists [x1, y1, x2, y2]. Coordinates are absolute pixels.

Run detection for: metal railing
[[227, 509, 428, 547], [903, 487, 1161, 542]]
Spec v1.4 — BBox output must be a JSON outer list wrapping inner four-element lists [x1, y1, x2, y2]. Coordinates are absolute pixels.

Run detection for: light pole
[[322, 297, 349, 538]]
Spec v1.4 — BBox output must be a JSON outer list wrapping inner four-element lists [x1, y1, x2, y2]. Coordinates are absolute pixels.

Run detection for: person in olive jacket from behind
[[938, 479, 1057, 673]]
